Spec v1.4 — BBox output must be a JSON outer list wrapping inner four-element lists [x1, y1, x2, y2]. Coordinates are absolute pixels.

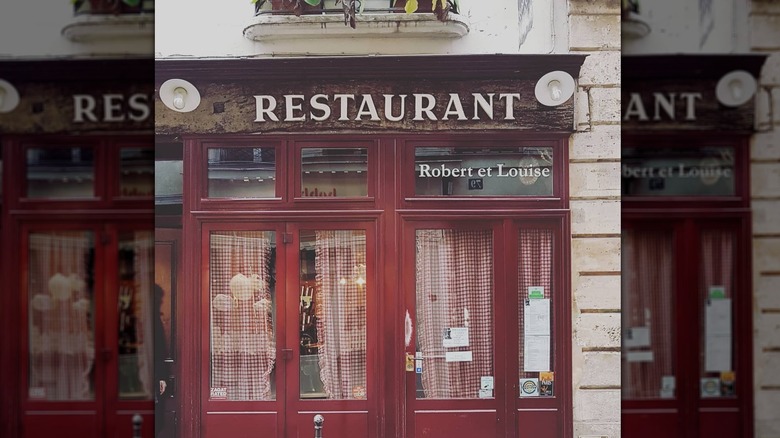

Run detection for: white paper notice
[[443, 327, 470, 348], [626, 351, 654, 363], [478, 389, 493, 399], [624, 326, 651, 348], [705, 299, 732, 372], [524, 299, 551, 336], [660, 376, 675, 399], [445, 351, 473, 362], [523, 335, 551, 371], [480, 376, 494, 390]]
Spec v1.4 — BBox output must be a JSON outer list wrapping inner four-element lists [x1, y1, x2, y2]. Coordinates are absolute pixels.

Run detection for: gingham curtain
[[700, 228, 734, 374], [315, 230, 367, 399], [134, 231, 154, 399], [28, 232, 94, 401], [210, 232, 275, 401], [621, 228, 675, 399], [415, 229, 493, 399], [518, 228, 554, 378]]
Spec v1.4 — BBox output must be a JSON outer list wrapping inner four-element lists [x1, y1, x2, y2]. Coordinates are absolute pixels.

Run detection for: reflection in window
[[120, 148, 154, 198], [415, 147, 554, 196], [517, 229, 555, 397], [28, 231, 95, 401], [209, 232, 277, 401], [622, 228, 676, 399], [415, 229, 493, 399], [155, 143, 183, 205], [26, 147, 95, 199], [622, 147, 735, 196], [301, 148, 368, 198], [299, 230, 367, 400], [117, 231, 154, 400], [207, 147, 276, 198]]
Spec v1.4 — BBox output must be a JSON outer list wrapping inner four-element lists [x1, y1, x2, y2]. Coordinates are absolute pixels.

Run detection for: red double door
[[621, 215, 752, 438], [18, 221, 155, 438], [197, 217, 568, 438]]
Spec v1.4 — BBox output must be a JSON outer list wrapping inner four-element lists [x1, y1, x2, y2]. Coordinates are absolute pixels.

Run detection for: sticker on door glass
[[539, 372, 554, 396], [29, 387, 46, 399], [701, 378, 721, 398], [210, 387, 228, 400], [442, 327, 469, 348], [520, 378, 539, 397], [445, 351, 473, 362], [720, 371, 735, 396], [660, 376, 675, 399], [352, 385, 367, 399], [528, 286, 545, 300]]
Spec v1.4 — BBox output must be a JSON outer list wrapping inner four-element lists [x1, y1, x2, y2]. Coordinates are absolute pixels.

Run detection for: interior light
[[547, 80, 562, 101], [0, 79, 21, 113], [716, 70, 757, 107], [534, 71, 575, 107], [172, 87, 187, 110]]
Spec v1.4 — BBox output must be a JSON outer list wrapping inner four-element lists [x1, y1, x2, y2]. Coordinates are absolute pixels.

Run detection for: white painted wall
[[0, 0, 152, 58], [622, 0, 750, 54], [154, 0, 569, 58]]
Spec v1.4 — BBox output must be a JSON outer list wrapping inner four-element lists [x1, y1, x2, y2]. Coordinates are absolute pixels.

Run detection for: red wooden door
[[201, 220, 377, 438], [621, 216, 752, 438], [20, 223, 155, 438]]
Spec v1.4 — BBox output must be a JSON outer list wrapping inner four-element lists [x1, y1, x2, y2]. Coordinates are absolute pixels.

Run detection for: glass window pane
[[117, 231, 154, 400], [301, 148, 368, 198], [26, 147, 95, 199], [699, 228, 736, 399], [28, 231, 95, 401], [415, 147, 554, 196], [207, 147, 276, 198], [120, 148, 154, 198], [622, 147, 736, 196], [415, 229, 494, 399], [209, 231, 276, 401], [299, 230, 367, 400], [621, 228, 676, 400], [518, 229, 555, 397]]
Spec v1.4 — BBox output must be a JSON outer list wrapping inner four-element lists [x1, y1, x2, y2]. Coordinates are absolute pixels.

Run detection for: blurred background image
[[621, 0, 779, 437], [0, 1, 155, 437]]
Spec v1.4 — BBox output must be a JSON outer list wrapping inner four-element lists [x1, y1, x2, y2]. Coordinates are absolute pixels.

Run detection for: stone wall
[[751, 2, 780, 437], [568, 1, 622, 437]]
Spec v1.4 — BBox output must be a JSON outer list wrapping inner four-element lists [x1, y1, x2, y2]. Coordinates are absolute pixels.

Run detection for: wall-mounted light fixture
[[0, 79, 21, 113], [159, 78, 201, 112], [716, 70, 757, 107], [535, 71, 575, 107]]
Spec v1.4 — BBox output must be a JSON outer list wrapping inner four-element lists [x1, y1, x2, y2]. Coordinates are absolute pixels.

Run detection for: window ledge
[[62, 14, 154, 42], [243, 13, 469, 41]]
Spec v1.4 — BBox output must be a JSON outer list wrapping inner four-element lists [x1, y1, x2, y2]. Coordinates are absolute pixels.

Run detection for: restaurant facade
[[154, 1, 623, 438]]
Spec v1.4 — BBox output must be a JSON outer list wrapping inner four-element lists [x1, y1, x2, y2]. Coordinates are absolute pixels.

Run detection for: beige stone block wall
[[751, 1, 780, 437], [568, 0, 621, 436]]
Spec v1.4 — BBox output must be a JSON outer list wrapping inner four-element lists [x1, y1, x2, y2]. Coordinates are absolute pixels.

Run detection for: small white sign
[[29, 387, 46, 399], [443, 327, 469, 348], [210, 387, 228, 400], [445, 351, 473, 362], [519, 378, 539, 397], [626, 351, 654, 363], [660, 376, 675, 399], [701, 378, 721, 398], [480, 376, 494, 390], [624, 326, 651, 348], [478, 389, 493, 398]]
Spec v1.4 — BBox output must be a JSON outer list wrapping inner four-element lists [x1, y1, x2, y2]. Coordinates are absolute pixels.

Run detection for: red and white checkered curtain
[[133, 231, 154, 399], [518, 228, 554, 378], [622, 228, 675, 399], [415, 229, 493, 399], [210, 232, 275, 401], [28, 232, 94, 401], [315, 230, 367, 399]]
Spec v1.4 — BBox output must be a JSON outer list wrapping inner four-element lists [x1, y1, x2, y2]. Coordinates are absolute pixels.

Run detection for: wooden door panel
[[516, 409, 561, 438], [23, 413, 98, 438], [414, 411, 497, 438], [203, 412, 279, 438], [698, 411, 741, 437], [621, 411, 681, 438], [290, 411, 368, 438]]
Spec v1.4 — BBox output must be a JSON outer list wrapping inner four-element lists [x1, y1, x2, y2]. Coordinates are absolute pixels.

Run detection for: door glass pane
[[622, 146, 736, 197], [299, 230, 367, 400], [415, 229, 494, 399], [518, 229, 555, 397], [414, 147, 554, 196], [209, 231, 277, 401], [699, 228, 736, 399], [300, 148, 368, 198], [26, 147, 95, 199], [117, 231, 154, 400], [621, 228, 676, 400], [119, 148, 154, 198], [28, 231, 95, 401], [207, 147, 276, 198]]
